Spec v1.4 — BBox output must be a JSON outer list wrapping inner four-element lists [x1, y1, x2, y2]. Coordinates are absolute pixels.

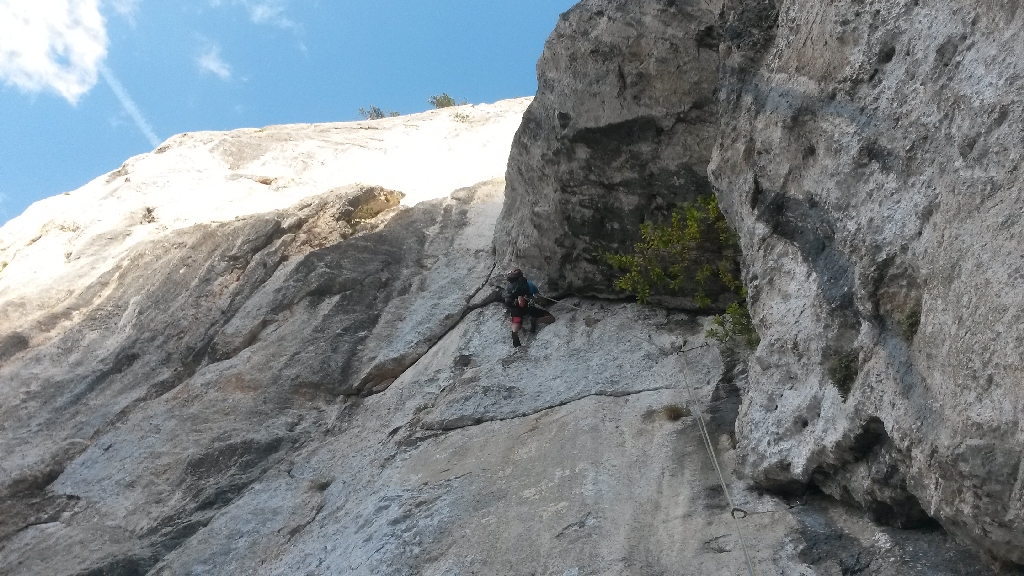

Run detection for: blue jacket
[[504, 278, 538, 307]]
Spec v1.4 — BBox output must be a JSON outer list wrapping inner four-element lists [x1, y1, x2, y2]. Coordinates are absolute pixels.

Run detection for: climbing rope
[[694, 405, 756, 576], [536, 294, 757, 573], [536, 293, 757, 573], [680, 350, 757, 576], [537, 293, 583, 310]]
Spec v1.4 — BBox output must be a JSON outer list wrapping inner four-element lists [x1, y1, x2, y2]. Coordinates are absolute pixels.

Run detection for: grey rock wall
[[494, 0, 1024, 570], [2, 0, 1023, 571], [0, 182, 498, 573], [0, 173, 997, 575], [710, 0, 1024, 567], [495, 0, 725, 302]]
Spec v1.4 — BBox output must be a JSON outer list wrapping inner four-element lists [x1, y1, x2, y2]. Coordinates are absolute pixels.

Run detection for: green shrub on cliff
[[359, 105, 400, 120], [606, 195, 741, 305], [428, 93, 467, 108], [827, 350, 859, 399], [707, 300, 759, 348], [607, 195, 758, 347]]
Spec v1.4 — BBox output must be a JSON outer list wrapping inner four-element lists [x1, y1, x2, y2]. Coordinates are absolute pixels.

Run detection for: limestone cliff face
[[2, 1, 1023, 572], [0, 93, 994, 575], [1, 100, 951, 576], [494, 0, 723, 302], [0, 95, 792, 575], [0, 102, 539, 574], [495, 0, 1024, 570], [711, 0, 1024, 566]]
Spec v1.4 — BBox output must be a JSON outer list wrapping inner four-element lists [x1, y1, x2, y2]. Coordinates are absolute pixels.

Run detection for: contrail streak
[[98, 64, 161, 148]]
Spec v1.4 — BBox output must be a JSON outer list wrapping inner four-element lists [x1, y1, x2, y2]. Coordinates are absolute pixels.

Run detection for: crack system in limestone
[[358, 261, 501, 397], [425, 386, 677, 432], [465, 260, 499, 306]]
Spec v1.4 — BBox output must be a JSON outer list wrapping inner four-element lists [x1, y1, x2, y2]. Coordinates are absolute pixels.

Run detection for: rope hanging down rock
[[695, 406, 756, 576], [544, 294, 756, 573], [680, 348, 756, 576]]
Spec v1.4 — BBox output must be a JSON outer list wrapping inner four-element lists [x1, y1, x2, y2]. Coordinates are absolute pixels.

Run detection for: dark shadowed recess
[[793, 492, 1018, 576], [554, 117, 717, 293]]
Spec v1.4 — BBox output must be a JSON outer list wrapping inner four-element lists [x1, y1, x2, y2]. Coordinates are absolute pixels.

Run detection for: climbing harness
[[680, 346, 757, 576]]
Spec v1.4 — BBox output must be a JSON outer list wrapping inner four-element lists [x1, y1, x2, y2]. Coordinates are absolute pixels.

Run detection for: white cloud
[[0, 0, 158, 146], [0, 0, 109, 104], [197, 45, 231, 80]]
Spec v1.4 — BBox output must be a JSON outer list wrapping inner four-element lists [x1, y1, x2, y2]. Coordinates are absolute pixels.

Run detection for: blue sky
[[0, 0, 576, 225]]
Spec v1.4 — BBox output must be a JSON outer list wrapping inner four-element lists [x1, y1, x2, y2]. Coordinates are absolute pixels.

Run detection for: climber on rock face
[[503, 268, 555, 347]]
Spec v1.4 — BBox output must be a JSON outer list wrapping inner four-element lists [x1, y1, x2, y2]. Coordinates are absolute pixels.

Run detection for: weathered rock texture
[[495, 0, 724, 303], [3, 0, 1023, 571], [711, 0, 1024, 567], [0, 94, 997, 574], [0, 178, 510, 574], [0, 98, 528, 334], [496, 0, 1024, 570]]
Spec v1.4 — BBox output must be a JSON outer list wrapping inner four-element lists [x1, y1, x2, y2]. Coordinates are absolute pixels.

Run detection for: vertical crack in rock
[[353, 259, 502, 397]]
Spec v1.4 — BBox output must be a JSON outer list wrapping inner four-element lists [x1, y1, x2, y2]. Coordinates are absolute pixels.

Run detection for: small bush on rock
[[428, 93, 467, 108], [608, 195, 758, 347], [607, 195, 741, 306], [359, 106, 400, 120], [899, 303, 922, 340], [707, 301, 759, 347], [827, 350, 859, 400]]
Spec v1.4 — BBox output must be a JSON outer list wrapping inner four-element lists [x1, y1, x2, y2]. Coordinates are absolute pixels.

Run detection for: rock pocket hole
[[556, 111, 572, 130], [310, 477, 333, 492], [661, 404, 690, 421], [878, 44, 896, 65]]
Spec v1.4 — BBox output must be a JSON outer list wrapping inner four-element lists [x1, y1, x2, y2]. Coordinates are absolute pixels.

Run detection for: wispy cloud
[[246, 1, 296, 29], [107, 0, 142, 18], [0, 0, 109, 104], [99, 64, 161, 148], [210, 0, 299, 31], [198, 45, 231, 80]]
